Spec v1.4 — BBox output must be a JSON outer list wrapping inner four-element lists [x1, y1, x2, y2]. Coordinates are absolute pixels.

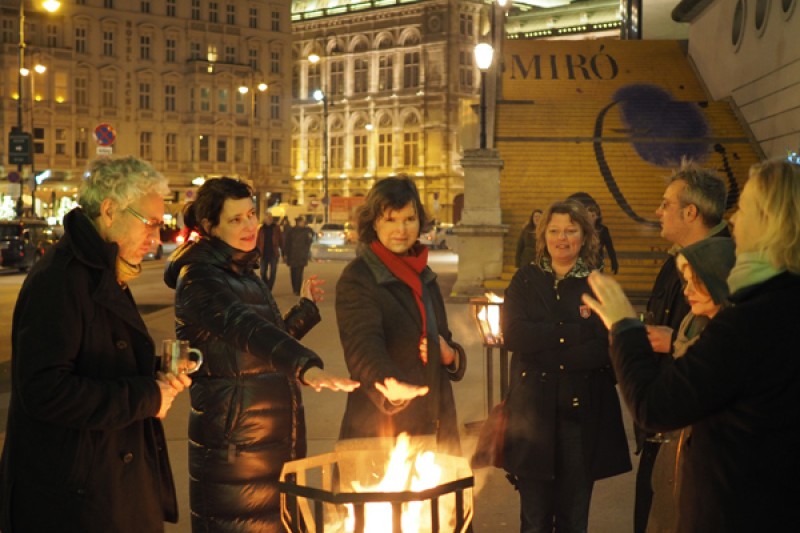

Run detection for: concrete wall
[[686, 0, 800, 158]]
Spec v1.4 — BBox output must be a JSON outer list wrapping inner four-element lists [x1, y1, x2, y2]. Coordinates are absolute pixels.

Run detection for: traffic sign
[[8, 131, 32, 165], [96, 146, 113, 156], [7, 171, 20, 183], [94, 123, 116, 146]]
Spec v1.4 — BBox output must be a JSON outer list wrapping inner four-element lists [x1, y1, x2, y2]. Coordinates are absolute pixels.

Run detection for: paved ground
[[1, 253, 638, 532]]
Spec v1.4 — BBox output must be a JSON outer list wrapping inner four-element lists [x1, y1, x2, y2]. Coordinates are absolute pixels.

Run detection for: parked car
[[143, 226, 184, 260], [0, 218, 59, 271], [419, 223, 452, 249], [315, 223, 355, 246]]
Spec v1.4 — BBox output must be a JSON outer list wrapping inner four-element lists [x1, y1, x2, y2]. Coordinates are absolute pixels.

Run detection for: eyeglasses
[[125, 206, 161, 230]]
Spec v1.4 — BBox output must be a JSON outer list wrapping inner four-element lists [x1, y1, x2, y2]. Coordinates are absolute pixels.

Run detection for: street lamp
[[312, 88, 329, 224], [470, 292, 508, 420], [474, 43, 494, 150], [11, 0, 61, 217]]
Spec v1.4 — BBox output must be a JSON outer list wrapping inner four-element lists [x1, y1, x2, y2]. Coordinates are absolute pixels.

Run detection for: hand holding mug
[[161, 339, 204, 375]]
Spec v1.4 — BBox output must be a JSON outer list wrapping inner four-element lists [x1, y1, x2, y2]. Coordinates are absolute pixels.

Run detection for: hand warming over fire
[[301, 367, 360, 392], [375, 377, 429, 405], [582, 271, 637, 329]]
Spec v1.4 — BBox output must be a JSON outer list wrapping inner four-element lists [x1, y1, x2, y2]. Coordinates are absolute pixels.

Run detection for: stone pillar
[[451, 148, 508, 301]]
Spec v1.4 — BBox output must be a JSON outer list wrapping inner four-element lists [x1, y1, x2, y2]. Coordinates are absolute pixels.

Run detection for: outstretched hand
[[581, 271, 637, 330], [302, 367, 360, 392], [375, 377, 429, 404], [301, 274, 326, 302]]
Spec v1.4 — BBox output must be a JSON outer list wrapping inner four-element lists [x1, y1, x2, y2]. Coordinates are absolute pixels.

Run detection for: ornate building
[[1, 0, 293, 220], [290, 0, 495, 224]]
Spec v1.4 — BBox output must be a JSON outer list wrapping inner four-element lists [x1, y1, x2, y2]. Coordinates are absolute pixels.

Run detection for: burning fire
[[340, 433, 452, 533], [475, 292, 504, 346]]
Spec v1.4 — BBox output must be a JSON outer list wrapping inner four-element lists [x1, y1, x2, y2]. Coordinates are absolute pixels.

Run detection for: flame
[[340, 434, 449, 533], [476, 292, 504, 345]]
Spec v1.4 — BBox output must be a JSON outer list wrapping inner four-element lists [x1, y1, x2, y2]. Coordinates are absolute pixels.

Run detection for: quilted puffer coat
[[164, 237, 323, 533]]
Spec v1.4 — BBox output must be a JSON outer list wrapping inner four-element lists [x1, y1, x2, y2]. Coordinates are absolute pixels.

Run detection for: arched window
[[402, 114, 420, 168]]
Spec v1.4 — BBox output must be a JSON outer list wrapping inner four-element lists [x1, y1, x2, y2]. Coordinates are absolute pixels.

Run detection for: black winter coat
[[0, 208, 176, 533], [336, 246, 465, 455], [164, 237, 323, 533], [283, 225, 314, 267], [515, 222, 537, 268], [611, 273, 800, 532], [503, 264, 631, 481]]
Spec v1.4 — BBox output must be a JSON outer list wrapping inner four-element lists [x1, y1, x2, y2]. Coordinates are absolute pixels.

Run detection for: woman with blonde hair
[[583, 159, 800, 533], [503, 200, 631, 533]]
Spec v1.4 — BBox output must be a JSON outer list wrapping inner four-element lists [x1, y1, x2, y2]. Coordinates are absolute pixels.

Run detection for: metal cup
[[161, 339, 203, 375]]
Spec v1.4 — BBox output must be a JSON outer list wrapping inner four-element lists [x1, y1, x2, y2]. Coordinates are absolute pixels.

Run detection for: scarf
[[727, 251, 784, 295], [370, 240, 430, 363], [116, 256, 142, 285]]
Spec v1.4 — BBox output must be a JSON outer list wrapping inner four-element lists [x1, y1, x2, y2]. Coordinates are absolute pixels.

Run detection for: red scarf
[[370, 240, 430, 363]]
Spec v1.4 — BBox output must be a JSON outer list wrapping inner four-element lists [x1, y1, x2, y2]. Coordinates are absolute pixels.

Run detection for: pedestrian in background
[[503, 200, 631, 533], [164, 177, 358, 532], [0, 156, 190, 532], [583, 158, 800, 533], [515, 208, 542, 268], [256, 211, 282, 289], [634, 160, 728, 533], [284, 215, 315, 295], [587, 203, 619, 274], [336, 176, 466, 455]]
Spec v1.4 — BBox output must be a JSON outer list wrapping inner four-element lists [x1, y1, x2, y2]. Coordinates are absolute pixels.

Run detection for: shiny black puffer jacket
[[164, 237, 323, 533]]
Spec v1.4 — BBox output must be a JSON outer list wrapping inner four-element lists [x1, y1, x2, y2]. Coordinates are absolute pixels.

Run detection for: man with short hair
[[634, 160, 729, 533], [0, 157, 190, 532], [256, 212, 283, 289]]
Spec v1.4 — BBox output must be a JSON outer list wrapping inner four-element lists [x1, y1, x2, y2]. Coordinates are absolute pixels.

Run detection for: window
[[217, 89, 228, 113], [209, 2, 218, 23], [330, 60, 345, 96], [330, 136, 344, 171], [139, 83, 151, 110], [291, 138, 299, 174], [164, 84, 176, 112], [403, 131, 419, 167], [292, 64, 300, 99], [403, 52, 420, 89], [308, 63, 321, 95], [354, 58, 369, 94], [75, 130, 88, 159], [225, 46, 236, 63], [103, 31, 114, 56], [249, 7, 258, 29], [166, 0, 176, 17], [235, 91, 246, 114], [252, 138, 260, 169], [207, 45, 218, 63], [166, 39, 176, 62], [190, 42, 201, 60], [140, 35, 151, 60], [75, 27, 87, 54], [74, 75, 88, 106], [140, 132, 153, 160], [217, 138, 227, 162], [378, 132, 393, 168], [271, 139, 281, 167], [353, 134, 367, 170], [33, 128, 45, 155], [459, 13, 474, 37], [2, 20, 13, 44], [235, 137, 245, 163], [249, 49, 259, 70], [226, 4, 236, 25], [102, 79, 115, 107], [191, 0, 200, 20], [199, 135, 210, 161], [307, 123, 320, 172], [55, 129, 67, 155], [378, 56, 393, 91], [165, 133, 177, 161], [200, 87, 210, 111], [46, 25, 57, 47], [271, 10, 281, 31], [271, 51, 281, 74], [141, 1, 150, 13], [270, 95, 281, 119], [459, 49, 474, 90]]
